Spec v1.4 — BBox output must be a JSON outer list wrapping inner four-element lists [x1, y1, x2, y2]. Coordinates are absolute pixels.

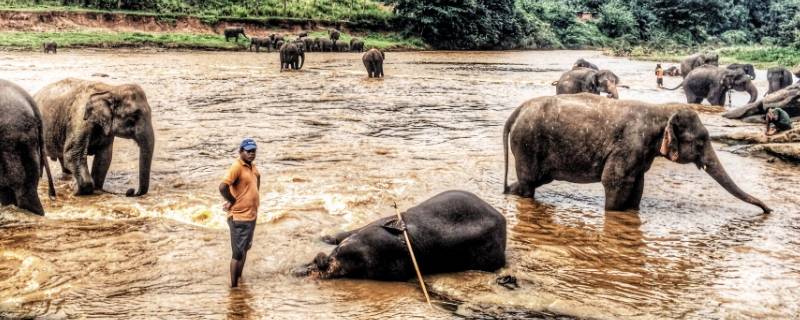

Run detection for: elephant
[[274, 40, 285, 51], [665, 66, 757, 106], [329, 29, 340, 42], [223, 27, 248, 42], [292, 39, 306, 51], [334, 40, 349, 52], [664, 66, 680, 77], [279, 42, 305, 70], [680, 52, 719, 77], [248, 37, 271, 52], [573, 58, 598, 70], [0, 80, 55, 215], [502, 93, 771, 213], [727, 63, 756, 80], [35, 78, 154, 197], [362, 48, 384, 78], [350, 38, 365, 52], [554, 68, 622, 99], [317, 38, 333, 52], [723, 83, 800, 122], [302, 37, 315, 52], [292, 190, 507, 280], [297, 31, 308, 38], [42, 42, 57, 54], [767, 67, 793, 95]]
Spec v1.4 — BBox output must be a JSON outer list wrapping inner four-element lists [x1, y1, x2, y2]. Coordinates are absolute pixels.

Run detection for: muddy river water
[[1, 50, 799, 319]]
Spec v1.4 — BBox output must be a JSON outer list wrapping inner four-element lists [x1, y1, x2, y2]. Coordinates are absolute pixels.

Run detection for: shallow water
[[1, 50, 798, 319]]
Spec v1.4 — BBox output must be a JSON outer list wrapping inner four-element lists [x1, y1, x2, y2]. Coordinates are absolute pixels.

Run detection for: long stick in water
[[394, 202, 432, 308]]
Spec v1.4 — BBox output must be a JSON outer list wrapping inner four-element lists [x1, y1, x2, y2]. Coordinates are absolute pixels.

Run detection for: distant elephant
[[727, 63, 756, 80], [362, 48, 384, 78], [767, 67, 793, 95], [318, 38, 333, 52], [334, 40, 349, 52], [554, 68, 621, 99], [680, 52, 719, 77], [311, 37, 322, 51], [42, 42, 57, 54], [329, 29, 340, 42], [274, 39, 285, 51], [223, 27, 248, 42], [297, 31, 308, 38], [0, 80, 55, 215], [303, 37, 315, 52], [572, 58, 598, 70], [350, 38, 364, 52], [724, 83, 800, 122], [35, 78, 154, 197], [664, 66, 680, 77], [502, 93, 771, 213], [271, 35, 286, 50], [292, 39, 306, 51], [665, 66, 757, 106], [249, 37, 271, 52], [292, 190, 507, 280], [279, 43, 305, 70]]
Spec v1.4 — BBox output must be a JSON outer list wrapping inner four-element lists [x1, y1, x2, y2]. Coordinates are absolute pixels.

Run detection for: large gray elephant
[[767, 67, 793, 95], [362, 48, 384, 78], [665, 66, 757, 106], [724, 83, 800, 122], [223, 27, 248, 42], [681, 52, 719, 77], [0, 80, 55, 215], [502, 93, 771, 213], [554, 68, 621, 99], [35, 78, 154, 197], [279, 42, 305, 70], [292, 190, 506, 280]]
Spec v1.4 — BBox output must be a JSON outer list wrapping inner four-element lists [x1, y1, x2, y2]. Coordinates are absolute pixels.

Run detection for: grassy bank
[[624, 46, 800, 69], [0, 30, 424, 51]]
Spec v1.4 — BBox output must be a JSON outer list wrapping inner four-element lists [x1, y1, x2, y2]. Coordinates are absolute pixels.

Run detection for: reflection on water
[[0, 50, 799, 319]]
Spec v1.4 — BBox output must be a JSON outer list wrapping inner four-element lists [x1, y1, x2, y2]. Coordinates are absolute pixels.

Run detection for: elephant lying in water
[[502, 93, 771, 213], [724, 83, 800, 122], [554, 68, 622, 99], [292, 190, 507, 280], [0, 80, 56, 215], [35, 78, 154, 197]]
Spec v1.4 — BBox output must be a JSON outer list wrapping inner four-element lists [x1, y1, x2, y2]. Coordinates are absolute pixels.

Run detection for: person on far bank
[[219, 138, 261, 288], [765, 107, 793, 136], [655, 63, 664, 88]]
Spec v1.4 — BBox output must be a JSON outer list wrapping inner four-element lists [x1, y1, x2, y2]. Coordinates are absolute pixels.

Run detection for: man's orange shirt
[[222, 158, 261, 221]]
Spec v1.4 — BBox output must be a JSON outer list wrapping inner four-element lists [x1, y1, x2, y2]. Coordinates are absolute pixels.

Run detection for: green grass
[[305, 30, 425, 50], [625, 45, 800, 69]]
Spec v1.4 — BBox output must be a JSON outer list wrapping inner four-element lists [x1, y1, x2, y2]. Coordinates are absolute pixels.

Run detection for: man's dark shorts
[[228, 218, 256, 260], [657, 78, 663, 86]]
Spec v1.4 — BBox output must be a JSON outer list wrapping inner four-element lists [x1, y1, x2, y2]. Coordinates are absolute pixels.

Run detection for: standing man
[[655, 63, 665, 88], [219, 138, 261, 288]]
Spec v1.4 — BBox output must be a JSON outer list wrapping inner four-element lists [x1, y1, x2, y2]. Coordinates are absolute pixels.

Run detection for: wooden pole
[[394, 202, 433, 308]]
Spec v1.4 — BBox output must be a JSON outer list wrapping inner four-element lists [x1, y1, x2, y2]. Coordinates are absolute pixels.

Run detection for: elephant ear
[[380, 217, 406, 235], [660, 113, 681, 162], [84, 91, 114, 135]]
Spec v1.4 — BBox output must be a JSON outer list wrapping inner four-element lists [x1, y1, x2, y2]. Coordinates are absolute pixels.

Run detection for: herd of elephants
[[2, 40, 799, 284]]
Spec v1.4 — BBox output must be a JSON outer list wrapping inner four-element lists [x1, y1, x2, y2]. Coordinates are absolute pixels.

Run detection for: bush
[[597, 0, 635, 38], [721, 30, 750, 45]]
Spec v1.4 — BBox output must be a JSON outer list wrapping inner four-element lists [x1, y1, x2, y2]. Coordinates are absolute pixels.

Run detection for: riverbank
[[622, 46, 800, 69]]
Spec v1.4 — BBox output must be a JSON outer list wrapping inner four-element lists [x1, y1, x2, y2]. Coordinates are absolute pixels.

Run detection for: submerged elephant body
[[724, 83, 800, 121], [293, 190, 507, 280], [35, 78, 154, 197], [555, 68, 620, 99], [503, 94, 770, 213], [0, 80, 55, 215]]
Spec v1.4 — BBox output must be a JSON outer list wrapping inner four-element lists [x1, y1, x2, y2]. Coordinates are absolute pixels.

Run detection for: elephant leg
[[623, 174, 645, 210], [0, 187, 13, 205], [601, 157, 642, 211], [378, 64, 384, 78], [14, 183, 44, 215], [511, 152, 544, 198], [91, 145, 113, 191], [65, 143, 94, 195]]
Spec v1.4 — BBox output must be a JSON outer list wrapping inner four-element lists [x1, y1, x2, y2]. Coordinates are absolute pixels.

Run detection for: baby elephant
[[43, 42, 57, 54], [292, 190, 507, 280], [362, 48, 384, 78]]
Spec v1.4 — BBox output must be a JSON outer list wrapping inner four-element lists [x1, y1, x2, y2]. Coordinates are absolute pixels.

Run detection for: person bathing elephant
[[681, 52, 719, 77], [0, 80, 56, 215], [363, 48, 384, 78], [279, 42, 305, 70], [249, 37, 272, 52], [292, 190, 507, 280], [223, 27, 248, 42], [766, 67, 793, 95], [35, 78, 154, 197], [502, 93, 771, 213], [665, 66, 757, 106], [573, 58, 598, 70], [727, 63, 756, 80], [553, 68, 622, 99]]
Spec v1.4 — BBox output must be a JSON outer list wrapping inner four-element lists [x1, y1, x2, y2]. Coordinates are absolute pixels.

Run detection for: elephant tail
[[551, 81, 559, 86], [31, 100, 56, 200], [503, 105, 523, 194], [663, 81, 684, 91], [299, 50, 305, 69]]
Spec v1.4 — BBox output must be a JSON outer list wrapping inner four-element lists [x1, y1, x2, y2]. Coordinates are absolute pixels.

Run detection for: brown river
[[1, 50, 799, 319]]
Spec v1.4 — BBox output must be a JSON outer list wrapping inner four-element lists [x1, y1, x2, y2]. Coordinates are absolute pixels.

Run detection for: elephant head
[[767, 67, 793, 94], [703, 52, 719, 66], [659, 109, 771, 213], [292, 247, 363, 279], [87, 84, 154, 197], [593, 70, 620, 99], [723, 68, 758, 103]]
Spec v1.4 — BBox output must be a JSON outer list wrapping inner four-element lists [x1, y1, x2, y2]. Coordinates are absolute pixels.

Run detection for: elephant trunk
[[745, 81, 758, 103], [128, 122, 154, 197], [299, 51, 305, 69], [607, 84, 619, 99], [701, 145, 771, 213]]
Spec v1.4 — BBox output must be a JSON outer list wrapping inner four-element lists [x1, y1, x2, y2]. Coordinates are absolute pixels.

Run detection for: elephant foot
[[59, 172, 72, 181], [507, 182, 535, 198], [75, 182, 95, 196]]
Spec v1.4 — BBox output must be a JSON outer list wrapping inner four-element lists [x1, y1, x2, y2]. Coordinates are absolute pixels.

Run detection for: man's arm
[[219, 183, 236, 204], [257, 176, 261, 191]]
